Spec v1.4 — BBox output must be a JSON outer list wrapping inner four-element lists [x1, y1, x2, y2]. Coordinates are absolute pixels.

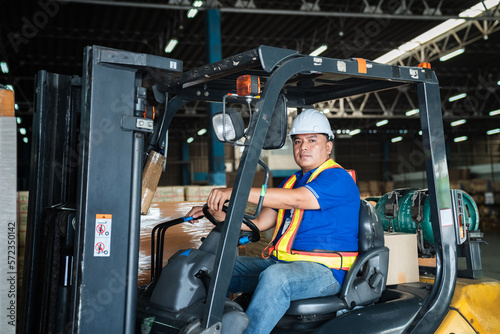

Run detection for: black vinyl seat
[[285, 199, 389, 317]]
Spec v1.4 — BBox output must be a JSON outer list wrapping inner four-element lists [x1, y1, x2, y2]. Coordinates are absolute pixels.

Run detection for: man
[[187, 109, 359, 334]]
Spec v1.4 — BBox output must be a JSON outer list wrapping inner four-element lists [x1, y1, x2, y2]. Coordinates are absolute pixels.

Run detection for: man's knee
[[259, 263, 290, 286]]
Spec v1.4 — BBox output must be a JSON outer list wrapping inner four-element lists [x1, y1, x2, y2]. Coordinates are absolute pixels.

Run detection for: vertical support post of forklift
[[205, 7, 226, 185], [125, 131, 144, 332], [409, 81, 456, 333], [0, 88, 16, 334], [72, 47, 181, 334]]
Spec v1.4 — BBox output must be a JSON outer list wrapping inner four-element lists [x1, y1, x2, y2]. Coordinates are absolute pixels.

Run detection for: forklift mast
[[21, 46, 182, 333], [22, 45, 455, 333]]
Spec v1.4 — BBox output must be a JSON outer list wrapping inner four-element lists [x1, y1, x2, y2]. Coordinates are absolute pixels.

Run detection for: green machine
[[376, 189, 479, 245], [374, 188, 482, 277]]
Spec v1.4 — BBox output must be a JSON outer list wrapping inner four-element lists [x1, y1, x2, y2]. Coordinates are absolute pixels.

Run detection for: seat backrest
[[339, 199, 388, 307], [358, 199, 384, 253]]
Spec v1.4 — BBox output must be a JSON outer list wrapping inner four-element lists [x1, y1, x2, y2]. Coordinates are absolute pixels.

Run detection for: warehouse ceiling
[[1, 0, 500, 138]]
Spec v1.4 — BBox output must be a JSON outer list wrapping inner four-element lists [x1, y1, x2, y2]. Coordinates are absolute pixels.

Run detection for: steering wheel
[[202, 203, 261, 243]]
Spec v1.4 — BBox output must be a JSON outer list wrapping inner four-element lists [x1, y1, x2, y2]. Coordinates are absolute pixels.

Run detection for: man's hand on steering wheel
[[202, 203, 260, 243], [186, 187, 261, 243], [206, 187, 233, 213]]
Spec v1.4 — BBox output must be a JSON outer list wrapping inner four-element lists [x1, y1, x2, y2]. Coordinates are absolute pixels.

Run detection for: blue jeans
[[229, 256, 341, 334]]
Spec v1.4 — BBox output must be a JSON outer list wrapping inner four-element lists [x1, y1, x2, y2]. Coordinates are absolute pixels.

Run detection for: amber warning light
[[237, 75, 260, 97], [418, 62, 431, 69]]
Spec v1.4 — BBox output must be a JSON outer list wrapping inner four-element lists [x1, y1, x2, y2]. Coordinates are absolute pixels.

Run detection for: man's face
[[292, 133, 332, 173]]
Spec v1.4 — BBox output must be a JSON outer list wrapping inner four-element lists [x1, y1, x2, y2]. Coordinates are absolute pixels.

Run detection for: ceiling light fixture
[[450, 119, 466, 126], [373, 0, 498, 64], [376, 119, 388, 127], [187, 137, 194, 143], [448, 93, 466, 102], [391, 136, 403, 143], [187, 0, 202, 17], [405, 109, 419, 116], [489, 109, 500, 116], [454, 136, 468, 142], [197, 128, 207, 136], [486, 128, 500, 135], [349, 129, 361, 136], [310, 45, 327, 57], [439, 48, 465, 61], [23, 137, 28, 144], [164, 39, 178, 53], [0, 62, 8, 74]]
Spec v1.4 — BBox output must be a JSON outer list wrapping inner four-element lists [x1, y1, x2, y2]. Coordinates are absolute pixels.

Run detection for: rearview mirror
[[263, 93, 287, 150]]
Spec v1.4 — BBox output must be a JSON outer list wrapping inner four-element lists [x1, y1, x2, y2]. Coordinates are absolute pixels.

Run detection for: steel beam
[[205, 8, 226, 185], [69, 0, 500, 21]]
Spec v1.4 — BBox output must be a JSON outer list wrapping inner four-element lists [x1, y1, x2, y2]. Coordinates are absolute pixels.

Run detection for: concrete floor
[[481, 230, 500, 280]]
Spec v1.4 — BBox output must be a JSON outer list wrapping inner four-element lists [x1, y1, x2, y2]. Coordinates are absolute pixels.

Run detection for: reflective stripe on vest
[[261, 158, 358, 271]]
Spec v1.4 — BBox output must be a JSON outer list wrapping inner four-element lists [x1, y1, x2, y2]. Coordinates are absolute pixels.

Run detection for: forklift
[[20, 45, 499, 333]]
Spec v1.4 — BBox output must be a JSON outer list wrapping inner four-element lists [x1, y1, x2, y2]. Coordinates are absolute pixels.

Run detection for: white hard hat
[[289, 109, 334, 140]]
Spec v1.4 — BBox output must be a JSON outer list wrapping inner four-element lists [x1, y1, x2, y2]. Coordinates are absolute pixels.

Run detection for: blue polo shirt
[[272, 165, 360, 285]]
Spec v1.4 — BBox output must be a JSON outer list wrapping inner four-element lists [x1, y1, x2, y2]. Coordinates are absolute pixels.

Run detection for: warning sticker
[[94, 214, 112, 257]]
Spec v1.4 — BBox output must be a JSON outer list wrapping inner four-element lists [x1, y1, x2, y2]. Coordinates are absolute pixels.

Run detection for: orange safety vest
[[262, 158, 358, 271]]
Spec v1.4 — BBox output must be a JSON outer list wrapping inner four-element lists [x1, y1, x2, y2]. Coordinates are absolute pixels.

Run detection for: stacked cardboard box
[[154, 186, 185, 202], [357, 181, 369, 194], [448, 168, 471, 181], [17, 191, 29, 288], [185, 185, 222, 202], [368, 180, 382, 195], [470, 179, 490, 193], [226, 171, 273, 188], [358, 180, 394, 199]]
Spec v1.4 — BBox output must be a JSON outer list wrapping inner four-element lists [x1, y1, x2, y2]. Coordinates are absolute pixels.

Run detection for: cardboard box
[[470, 179, 490, 193], [226, 171, 273, 188], [368, 180, 382, 195], [449, 168, 470, 181], [460, 180, 472, 193], [17, 191, 29, 248], [491, 182, 500, 192], [384, 232, 419, 285], [17, 191, 28, 288], [357, 181, 369, 193], [140, 151, 167, 214], [154, 186, 185, 202], [185, 185, 222, 202], [384, 181, 394, 194]]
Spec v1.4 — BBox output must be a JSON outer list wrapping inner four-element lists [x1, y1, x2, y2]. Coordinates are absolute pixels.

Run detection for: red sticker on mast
[[94, 214, 112, 256]]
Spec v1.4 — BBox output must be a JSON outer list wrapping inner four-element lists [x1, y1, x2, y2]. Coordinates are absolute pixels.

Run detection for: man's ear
[[327, 140, 333, 155]]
